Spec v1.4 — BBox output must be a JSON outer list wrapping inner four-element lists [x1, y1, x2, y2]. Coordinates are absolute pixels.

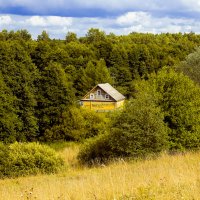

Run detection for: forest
[[1, 28, 200, 164]]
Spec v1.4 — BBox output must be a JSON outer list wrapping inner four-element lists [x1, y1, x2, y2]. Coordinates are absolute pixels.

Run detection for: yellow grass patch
[[1, 145, 200, 200]]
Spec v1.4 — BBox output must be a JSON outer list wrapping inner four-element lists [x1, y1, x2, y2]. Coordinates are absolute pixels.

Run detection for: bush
[[78, 134, 112, 165], [78, 84, 168, 164], [0, 142, 64, 178], [44, 106, 109, 141], [0, 143, 10, 177], [108, 97, 168, 158]]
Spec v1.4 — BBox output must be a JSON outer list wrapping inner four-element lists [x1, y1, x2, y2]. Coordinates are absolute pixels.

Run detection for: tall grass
[[1, 144, 200, 200]]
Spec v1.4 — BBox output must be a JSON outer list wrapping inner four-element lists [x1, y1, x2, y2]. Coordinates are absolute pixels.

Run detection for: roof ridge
[[97, 83, 125, 101]]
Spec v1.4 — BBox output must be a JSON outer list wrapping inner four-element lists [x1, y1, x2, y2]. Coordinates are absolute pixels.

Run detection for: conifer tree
[[36, 62, 75, 138], [78, 59, 113, 96]]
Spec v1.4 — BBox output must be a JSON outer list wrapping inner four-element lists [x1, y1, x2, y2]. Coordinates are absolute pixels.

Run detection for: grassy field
[[1, 143, 200, 200]]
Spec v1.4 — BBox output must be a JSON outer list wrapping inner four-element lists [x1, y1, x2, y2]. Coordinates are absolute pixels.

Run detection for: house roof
[[97, 83, 125, 101], [82, 83, 125, 102]]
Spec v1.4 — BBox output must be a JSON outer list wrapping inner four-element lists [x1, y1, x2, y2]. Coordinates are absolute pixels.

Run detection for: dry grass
[[1, 145, 200, 200]]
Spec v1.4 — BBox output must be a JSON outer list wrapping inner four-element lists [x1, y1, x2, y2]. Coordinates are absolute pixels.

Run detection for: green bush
[[44, 106, 109, 141], [78, 85, 168, 164], [78, 134, 112, 165], [108, 98, 168, 158], [0, 143, 10, 177], [0, 142, 64, 178]]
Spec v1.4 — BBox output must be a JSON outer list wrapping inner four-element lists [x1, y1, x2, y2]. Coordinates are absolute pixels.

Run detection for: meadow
[[1, 143, 200, 200]]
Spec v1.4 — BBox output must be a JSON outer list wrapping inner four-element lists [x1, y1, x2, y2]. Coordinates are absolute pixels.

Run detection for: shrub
[[0, 142, 64, 178], [78, 84, 168, 164], [44, 106, 109, 141], [109, 95, 168, 158], [78, 134, 112, 165], [0, 143, 10, 177]]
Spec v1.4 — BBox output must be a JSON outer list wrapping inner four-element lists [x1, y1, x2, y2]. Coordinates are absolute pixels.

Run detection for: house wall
[[116, 100, 125, 108], [81, 99, 125, 112], [81, 101, 116, 111]]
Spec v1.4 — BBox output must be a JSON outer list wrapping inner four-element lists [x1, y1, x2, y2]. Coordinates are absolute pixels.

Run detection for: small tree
[[79, 59, 113, 96], [148, 68, 200, 150], [109, 82, 168, 157]]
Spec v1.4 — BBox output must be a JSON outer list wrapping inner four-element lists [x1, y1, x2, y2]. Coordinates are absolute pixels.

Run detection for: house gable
[[82, 86, 115, 102]]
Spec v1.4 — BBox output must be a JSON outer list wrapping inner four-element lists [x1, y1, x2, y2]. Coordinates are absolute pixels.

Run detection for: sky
[[0, 0, 200, 39]]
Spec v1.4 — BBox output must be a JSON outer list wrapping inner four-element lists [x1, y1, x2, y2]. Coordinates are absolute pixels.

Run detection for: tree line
[[1, 28, 200, 144]]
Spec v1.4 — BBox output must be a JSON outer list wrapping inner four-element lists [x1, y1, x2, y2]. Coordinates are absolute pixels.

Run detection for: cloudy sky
[[0, 0, 200, 39]]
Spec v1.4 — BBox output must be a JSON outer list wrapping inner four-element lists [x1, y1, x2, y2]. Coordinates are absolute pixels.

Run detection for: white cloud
[[0, 12, 200, 39], [181, 0, 200, 11], [0, 15, 13, 25], [114, 11, 197, 34], [46, 16, 72, 26], [116, 12, 151, 26], [25, 16, 72, 27], [26, 16, 46, 26]]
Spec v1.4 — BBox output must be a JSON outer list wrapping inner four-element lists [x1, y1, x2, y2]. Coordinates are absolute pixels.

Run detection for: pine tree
[[36, 62, 75, 138], [78, 59, 113, 96]]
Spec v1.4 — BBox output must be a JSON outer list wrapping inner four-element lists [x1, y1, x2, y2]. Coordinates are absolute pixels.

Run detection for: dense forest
[[1, 28, 200, 151]]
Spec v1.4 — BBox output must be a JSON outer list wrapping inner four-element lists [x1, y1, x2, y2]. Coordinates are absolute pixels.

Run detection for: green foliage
[[109, 44, 132, 95], [36, 62, 75, 138], [37, 30, 50, 41], [1, 29, 200, 143], [46, 141, 77, 151], [65, 32, 78, 43], [44, 107, 108, 141], [85, 28, 106, 44], [78, 68, 200, 164], [109, 88, 168, 158], [0, 142, 64, 178], [0, 73, 22, 143], [78, 59, 113, 96], [0, 29, 32, 41], [78, 134, 112, 165], [0, 41, 39, 141], [178, 47, 200, 85], [78, 87, 168, 163], [147, 68, 200, 150]]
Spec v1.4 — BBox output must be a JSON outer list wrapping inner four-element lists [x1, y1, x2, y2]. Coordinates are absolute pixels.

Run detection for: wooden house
[[80, 83, 125, 112]]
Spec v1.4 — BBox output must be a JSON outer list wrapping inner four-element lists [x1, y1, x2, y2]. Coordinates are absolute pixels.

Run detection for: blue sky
[[0, 0, 200, 39]]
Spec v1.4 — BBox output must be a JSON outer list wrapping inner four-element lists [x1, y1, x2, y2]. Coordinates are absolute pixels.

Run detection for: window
[[97, 90, 101, 96], [105, 94, 109, 99], [90, 93, 94, 99]]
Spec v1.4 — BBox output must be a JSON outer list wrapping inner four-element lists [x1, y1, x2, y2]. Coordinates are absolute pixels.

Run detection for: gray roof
[[98, 83, 125, 101]]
